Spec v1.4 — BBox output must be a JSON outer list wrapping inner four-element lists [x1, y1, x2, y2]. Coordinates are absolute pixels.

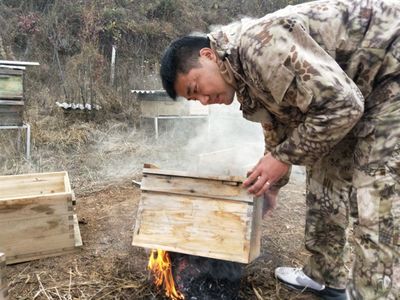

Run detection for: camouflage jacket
[[208, 0, 400, 167]]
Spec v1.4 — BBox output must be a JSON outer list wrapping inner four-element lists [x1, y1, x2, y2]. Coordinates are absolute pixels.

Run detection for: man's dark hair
[[160, 36, 210, 99]]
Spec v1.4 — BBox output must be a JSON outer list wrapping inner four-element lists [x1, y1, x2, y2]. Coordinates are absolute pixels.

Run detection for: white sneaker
[[275, 267, 325, 291], [275, 267, 348, 300]]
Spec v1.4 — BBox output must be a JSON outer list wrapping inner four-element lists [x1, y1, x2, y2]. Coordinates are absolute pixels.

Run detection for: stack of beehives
[[0, 171, 82, 265], [0, 252, 8, 300], [0, 65, 24, 126]]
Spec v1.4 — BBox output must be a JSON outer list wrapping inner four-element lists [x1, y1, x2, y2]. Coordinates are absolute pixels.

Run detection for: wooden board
[[0, 100, 23, 126], [3, 214, 82, 265], [0, 69, 24, 100], [132, 167, 263, 263], [141, 170, 252, 203], [0, 253, 7, 300], [142, 168, 245, 183], [0, 253, 5, 288], [140, 100, 190, 117], [0, 171, 69, 200]]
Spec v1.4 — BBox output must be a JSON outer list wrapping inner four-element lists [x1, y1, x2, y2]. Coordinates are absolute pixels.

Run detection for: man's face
[[174, 48, 235, 105]]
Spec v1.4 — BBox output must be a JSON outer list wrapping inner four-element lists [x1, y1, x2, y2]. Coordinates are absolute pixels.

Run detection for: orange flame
[[148, 249, 185, 300]]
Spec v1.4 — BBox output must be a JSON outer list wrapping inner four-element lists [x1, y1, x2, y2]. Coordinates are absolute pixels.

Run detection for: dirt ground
[[3, 173, 322, 300]]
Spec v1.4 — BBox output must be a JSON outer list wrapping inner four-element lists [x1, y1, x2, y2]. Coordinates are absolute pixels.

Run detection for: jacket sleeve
[[262, 121, 291, 189], [240, 19, 365, 166]]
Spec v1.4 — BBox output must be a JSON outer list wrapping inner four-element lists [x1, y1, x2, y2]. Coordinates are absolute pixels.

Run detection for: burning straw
[[148, 249, 185, 300], [148, 250, 244, 300]]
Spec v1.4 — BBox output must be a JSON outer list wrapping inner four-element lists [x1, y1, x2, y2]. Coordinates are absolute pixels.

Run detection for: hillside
[[0, 0, 308, 181], [1, 1, 312, 299]]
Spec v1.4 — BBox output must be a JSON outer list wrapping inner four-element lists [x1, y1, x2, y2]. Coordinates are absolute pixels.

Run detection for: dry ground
[[4, 175, 319, 300], [2, 113, 320, 299]]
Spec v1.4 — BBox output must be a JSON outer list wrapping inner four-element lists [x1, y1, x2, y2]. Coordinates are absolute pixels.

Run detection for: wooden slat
[[0, 253, 5, 289], [0, 60, 39, 67], [0, 114, 23, 126], [73, 214, 83, 247], [0, 214, 74, 252], [0, 71, 23, 100], [249, 196, 263, 262], [0, 193, 72, 221], [64, 172, 71, 193], [141, 173, 253, 203], [5, 246, 79, 265], [143, 168, 245, 183], [132, 192, 252, 263], [0, 184, 71, 203], [0, 171, 67, 182], [0, 172, 68, 200], [0, 68, 24, 75], [3, 214, 82, 265], [0, 100, 24, 105]]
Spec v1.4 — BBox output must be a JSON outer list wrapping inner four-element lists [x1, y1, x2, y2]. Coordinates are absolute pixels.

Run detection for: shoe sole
[[276, 277, 347, 300]]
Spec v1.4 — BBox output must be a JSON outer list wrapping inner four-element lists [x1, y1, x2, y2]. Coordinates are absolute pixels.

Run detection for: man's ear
[[199, 48, 216, 61]]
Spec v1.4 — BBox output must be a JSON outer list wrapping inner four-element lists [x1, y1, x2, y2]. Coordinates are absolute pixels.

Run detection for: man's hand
[[243, 153, 289, 197], [262, 189, 279, 218]]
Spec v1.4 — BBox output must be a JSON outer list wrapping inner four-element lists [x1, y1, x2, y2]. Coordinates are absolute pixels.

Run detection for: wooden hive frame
[[0, 172, 82, 264], [132, 167, 263, 263]]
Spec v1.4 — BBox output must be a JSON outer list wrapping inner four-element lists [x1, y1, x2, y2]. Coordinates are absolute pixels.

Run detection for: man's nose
[[197, 95, 209, 105]]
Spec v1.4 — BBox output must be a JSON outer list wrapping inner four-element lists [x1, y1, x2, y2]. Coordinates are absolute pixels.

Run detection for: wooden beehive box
[[0, 172, 82, 264], [133, 90, 190, 117], [0, 68, 24, 100], [0, 100, 24, 126], [0, 67, 24, 126], [132, 167, 263, 263], [0, 253, 8, 300]]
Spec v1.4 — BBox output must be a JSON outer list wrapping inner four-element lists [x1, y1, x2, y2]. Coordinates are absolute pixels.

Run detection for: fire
[[148, 249, 185, 300]]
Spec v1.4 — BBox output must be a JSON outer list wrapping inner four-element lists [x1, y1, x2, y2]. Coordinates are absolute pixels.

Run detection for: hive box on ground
[[132, 167, 263, 263], [0, 172, 82, 264]]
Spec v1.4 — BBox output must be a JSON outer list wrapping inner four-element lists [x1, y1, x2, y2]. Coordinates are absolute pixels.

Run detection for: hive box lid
[[132, 167, 263, 263]]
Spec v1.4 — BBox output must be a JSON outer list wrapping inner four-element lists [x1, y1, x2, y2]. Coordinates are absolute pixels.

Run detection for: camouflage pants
[[303, 77, 400, 300]]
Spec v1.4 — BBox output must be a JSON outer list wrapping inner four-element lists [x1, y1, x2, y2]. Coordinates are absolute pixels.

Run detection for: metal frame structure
[[0, 60, 38, 160], [132, 89, 210, 138], [141, 115, 210, 139], [0, 123, 31, 159]]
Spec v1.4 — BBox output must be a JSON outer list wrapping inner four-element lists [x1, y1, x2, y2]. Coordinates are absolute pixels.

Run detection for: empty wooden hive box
[[0, 253, 7, 300], [132, 167, 263, 263], [132, 90, 191, 117], [0, 172, 82, 264]]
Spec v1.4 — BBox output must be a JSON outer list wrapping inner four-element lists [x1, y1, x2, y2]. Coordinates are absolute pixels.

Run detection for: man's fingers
[[255, 180, 271, 197], [247, 175, 269, 194], [246, 161, 260, 178], [243, 170, 260, 187]]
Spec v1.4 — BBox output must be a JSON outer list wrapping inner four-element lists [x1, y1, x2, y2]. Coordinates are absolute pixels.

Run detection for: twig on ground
[[68, 268, 72, 296], [252, 283, 264, 300], [49, 274, 62, 300], [35, 273, 52, 300]]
